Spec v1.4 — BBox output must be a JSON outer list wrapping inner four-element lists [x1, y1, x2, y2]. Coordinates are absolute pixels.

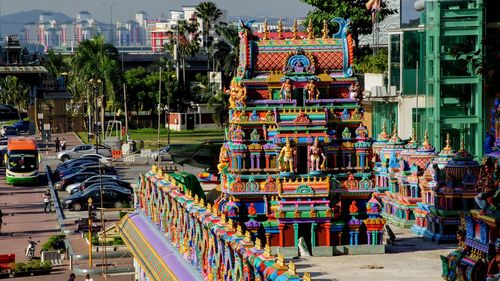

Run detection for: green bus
[[5, 137, 39, 185]]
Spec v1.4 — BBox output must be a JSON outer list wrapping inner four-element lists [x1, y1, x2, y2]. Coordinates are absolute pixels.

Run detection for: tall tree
[[213, 24, 239, 82], [2, 76, 29, 119], [68, 36, 122, 105], [300, 0, 397, 55], [195, 1, 223, 49], [195, 1, 223, 73], [42, 50, 68, 79]]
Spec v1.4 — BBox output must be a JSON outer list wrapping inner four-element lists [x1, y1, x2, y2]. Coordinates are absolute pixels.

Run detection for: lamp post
[[89, 78, 102, 153], [87, 197, 94, 267]]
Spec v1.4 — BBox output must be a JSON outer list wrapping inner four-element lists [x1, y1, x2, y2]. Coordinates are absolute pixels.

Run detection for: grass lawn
[[77, 128, 225, 148]]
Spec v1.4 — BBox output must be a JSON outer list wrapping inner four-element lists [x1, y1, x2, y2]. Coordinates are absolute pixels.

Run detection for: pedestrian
[[68, 273, 76, 281], [85, 273, 94, 281], [43, 189, 51, 213], [0, 208, 3, 234], [54, 137, 60, 152], [61, 138, 67, 151]]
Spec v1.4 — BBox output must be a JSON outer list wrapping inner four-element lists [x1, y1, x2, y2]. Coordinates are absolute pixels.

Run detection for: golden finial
[[255, 238, 262, 250], [292, 19, 298, 39], [236, 225, 243, 236], [200, 198, 205, 207], [207, 202, 212, 211], [278, 18, 283, 39], [220, 212, 227, 224], [288, 261, 297, 275], [151, 164, 157, 173], [460, 137, 465, 151], [382, 120, 387, 134], [245, 231, 252, 243], [263, 18, 269, 40], [303, 272, 312, 281], [194, 194, 199, 204], [227, 218, 234, 230], [411, 127, 417, 142], [277, 253, 285, 266], [264, 243, 272, 258], [391, 123, 398, 137], [322, 20, 329, 39], [423, 129, 429, 146], [445, 133, 452, 149], [307, 18, 314, 39]]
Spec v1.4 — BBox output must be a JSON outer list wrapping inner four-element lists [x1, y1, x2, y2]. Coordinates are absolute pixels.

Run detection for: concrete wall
[[397, 95, 426, 139]]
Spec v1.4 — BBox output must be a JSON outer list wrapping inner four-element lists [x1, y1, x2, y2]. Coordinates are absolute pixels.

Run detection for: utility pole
[[157, 66, 162, 167], [123, 83, 128, 139], [87, 197, 93, 267]]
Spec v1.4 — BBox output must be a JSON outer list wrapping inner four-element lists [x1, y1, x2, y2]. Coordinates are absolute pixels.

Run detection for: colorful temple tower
[[421, 138, 480, 243], [381, 131, 437, 228], [217, 18, 383, 256]]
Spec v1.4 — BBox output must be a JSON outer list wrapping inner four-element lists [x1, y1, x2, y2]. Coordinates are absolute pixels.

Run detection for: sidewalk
[[0, 168, 71, 280]]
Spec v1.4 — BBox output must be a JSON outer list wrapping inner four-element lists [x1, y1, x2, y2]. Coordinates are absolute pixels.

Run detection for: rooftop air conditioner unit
[[371, 86, 387, 97]]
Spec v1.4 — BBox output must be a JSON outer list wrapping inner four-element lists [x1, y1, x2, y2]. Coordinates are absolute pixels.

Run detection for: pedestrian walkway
[[38, 132, 83, 158]]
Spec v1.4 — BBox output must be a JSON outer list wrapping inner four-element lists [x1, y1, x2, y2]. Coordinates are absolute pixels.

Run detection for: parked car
[[57, 144, 112, 162], [57, 163, 98, 179], [65, 175, 120, 194], [12, 120, 29, 132], [54, 158, 101, 176], [76, 178, 132, 194], [152, 145, 172, 162], [63, 185, 132, 211], [0, 138, 7, 165], [1, 126, 19, 137], [54, 172, 98, 190], [0, 105, 18, 119]]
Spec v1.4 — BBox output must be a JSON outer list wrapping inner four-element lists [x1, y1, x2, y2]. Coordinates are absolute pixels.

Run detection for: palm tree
[[1, 76, 29, 120], [43, 50, 68, 79], [195, 1, 223, 72], [213, 24, 239, 81], [68, 36, 122, 104]]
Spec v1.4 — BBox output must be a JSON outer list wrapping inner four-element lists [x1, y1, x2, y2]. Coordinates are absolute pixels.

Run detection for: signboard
[[38, 113, 44, 119], [43, 123, 51, 131]]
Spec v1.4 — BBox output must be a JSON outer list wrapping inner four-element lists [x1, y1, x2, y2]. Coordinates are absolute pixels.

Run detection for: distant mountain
[[0, 9, 73, 36]]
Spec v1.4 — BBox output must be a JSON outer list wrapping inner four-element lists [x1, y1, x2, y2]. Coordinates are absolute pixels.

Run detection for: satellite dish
[[414, 0, 425, 11]]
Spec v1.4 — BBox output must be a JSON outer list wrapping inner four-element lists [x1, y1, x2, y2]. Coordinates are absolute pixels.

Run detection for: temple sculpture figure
[[304, 79, 320, 100], [278, 139, 295, 173], [309, 138, 326, 172], [280, 78, 294, 101]]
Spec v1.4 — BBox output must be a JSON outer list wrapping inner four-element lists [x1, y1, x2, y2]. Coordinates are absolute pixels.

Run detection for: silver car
[[57, 144, 112, 162]]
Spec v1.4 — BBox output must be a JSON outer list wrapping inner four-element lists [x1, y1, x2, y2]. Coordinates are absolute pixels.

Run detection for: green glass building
[[424, 0, 484, 156]]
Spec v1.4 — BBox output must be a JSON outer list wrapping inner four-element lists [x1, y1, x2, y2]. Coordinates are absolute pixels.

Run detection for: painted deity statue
[[349, 81, 361, 99], [293, 61, 305, 73], [308, 138, 326, 172], [226, 80, 239, 109], [217, 146, 230, 173], [487, 239, 500, 281], [280, 78, 293, 101], [278, 139, 295, 173], [304, 80, 320, 100], [441, 229, 469, 281], [235, 82, 247, 107], [349, 201, 358, 214]]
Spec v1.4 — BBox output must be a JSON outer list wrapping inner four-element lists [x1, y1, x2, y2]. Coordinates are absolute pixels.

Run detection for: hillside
[[0, 9, 72, 36]]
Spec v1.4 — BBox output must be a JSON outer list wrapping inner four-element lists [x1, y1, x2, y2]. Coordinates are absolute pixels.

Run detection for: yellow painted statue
[[305, 80, 320, 100], [278, 139, 295, 172], [226, 80, 239, 109]]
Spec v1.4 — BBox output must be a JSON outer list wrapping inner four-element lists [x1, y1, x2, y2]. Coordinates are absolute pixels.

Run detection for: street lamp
[[88, 78, 102, 153]]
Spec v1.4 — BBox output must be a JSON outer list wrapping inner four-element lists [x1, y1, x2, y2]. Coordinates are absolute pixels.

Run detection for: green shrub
[[14, 262, 27, 272], [41, 234, 66, 253], [41, 261, 52, 270], [26, 261, 40, 271], [112, 237, 124, 245]]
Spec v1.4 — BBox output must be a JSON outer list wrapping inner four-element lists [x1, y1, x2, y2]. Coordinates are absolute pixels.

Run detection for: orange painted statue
[[248, 203, 257, 216], [349, 201, 358, 214], [280, 78, 293, 101]]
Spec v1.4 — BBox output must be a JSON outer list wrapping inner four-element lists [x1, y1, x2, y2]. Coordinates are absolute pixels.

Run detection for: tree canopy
[[300, 0, 397, 52]]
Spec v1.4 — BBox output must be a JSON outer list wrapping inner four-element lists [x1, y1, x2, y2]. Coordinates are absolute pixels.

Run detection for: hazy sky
[[1, 0, 313, 21]]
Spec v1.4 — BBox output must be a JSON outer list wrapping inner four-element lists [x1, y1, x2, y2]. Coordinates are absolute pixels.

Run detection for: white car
[[57, 144, 112, 162]]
